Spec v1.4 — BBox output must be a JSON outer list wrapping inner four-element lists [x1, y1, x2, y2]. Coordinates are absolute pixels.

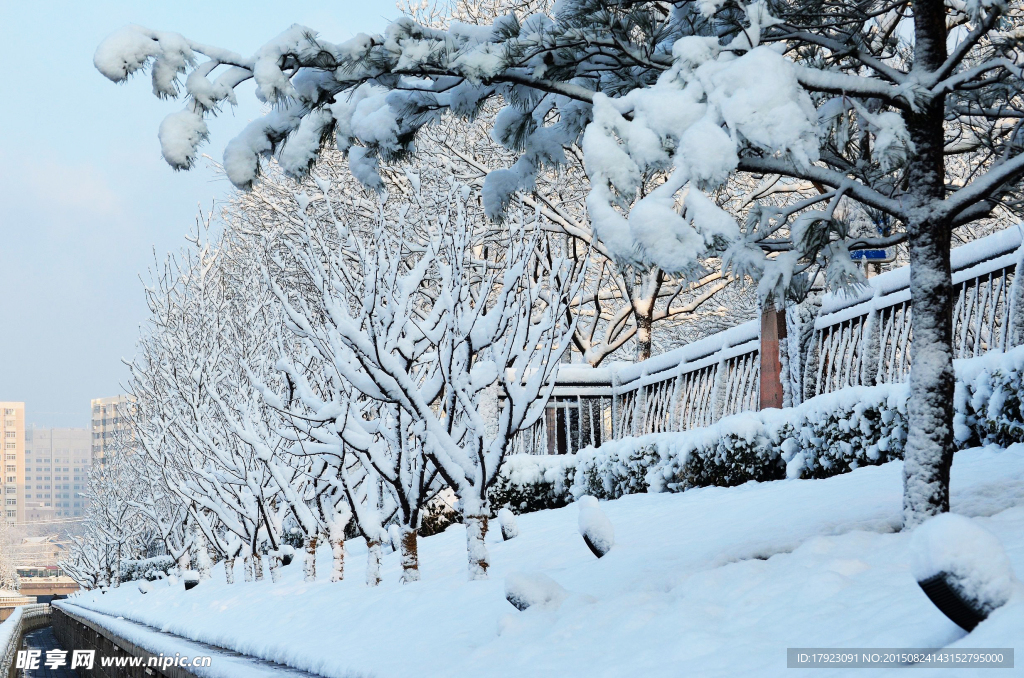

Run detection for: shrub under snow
[[909, 513, 1019, 615], [956, 346, 1024, 449], [577, 496, 614, 558], [489, 453, 576, 513], [119, 555, 175, 583], [504, 572, 568, 611], [497, 508, 519, 541], [498, 345, 1024, 506]]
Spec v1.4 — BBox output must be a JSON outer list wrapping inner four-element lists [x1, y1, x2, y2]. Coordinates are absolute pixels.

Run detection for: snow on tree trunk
[[195, 528, 213, 581], [399, 525, 420, 584], [328, 505, 351, 582], [365, 537, 382, 587], [902, 26, 955, 527], [177, 551, 190, 577], [635, 310, 653, 362], [243, 555, 254, 582], [303, 535, 318, 583], [224, 558, 235, 584], [253, 552, 265, 581], [903, 217, 956, 527], [329, 530, 345, 583], [464, 511, 490, 581], [269, 552, 282, 583]]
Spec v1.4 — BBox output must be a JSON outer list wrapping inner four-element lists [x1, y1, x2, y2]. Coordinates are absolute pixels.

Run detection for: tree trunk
[[365, 537, 382, 587], [224, 558, 235, 584], [399, 525, 420, 584], [327, 507, 350, 582], [329, 533, 345, 583], [903, 215, 956, 527], [902, 0, 953, 528], [269, 553, 282, 583], [194, 529, 212, 581], [304, 535, 318, 583], [632, 268, 661, 362], [243, 555, 254, 582], [634, 310, 653, 362], [253, 552, 265, 581], [176, 551, 190, 576], [464, 512, 489, 580]]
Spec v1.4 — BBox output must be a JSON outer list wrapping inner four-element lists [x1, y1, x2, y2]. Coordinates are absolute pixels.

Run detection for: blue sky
[[0, 0, 399, 427]]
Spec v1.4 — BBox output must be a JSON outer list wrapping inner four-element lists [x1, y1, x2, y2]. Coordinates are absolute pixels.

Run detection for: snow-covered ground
[[61, 445, 1024, 678]]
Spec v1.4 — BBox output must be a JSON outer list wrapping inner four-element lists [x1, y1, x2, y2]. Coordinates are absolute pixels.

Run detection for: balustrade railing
[[513, 227, 1024, 455]]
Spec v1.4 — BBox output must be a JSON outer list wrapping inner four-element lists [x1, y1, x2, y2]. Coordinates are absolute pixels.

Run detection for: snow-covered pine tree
[[95, 1, 1024, 526]]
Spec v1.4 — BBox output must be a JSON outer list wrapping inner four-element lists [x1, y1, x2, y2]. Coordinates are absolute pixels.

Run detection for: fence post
[[759, 299, 788, 410]]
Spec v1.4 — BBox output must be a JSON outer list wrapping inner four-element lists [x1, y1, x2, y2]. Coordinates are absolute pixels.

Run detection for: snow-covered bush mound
[[504, 572, 567, 611], [577, 496, 614, 558], [500, 346, 1024, 506], [910, 513, 1019, 615], [497, 508, 519, 541]]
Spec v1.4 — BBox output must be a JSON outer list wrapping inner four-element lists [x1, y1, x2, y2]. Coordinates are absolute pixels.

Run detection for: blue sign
[[851, 250, 888, 260]]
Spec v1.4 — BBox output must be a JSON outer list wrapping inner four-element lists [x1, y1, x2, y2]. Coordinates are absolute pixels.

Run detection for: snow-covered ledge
[[0, 604, 51, 677]]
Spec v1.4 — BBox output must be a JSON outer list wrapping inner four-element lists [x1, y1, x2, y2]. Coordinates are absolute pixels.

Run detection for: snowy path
[[20, 627, 79, 678], [54, 603, 336, 678], [64, 445, 1024, 678]]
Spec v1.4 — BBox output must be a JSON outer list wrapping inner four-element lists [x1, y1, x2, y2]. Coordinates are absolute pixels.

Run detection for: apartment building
[[1, 402, 24, 524], [90, 395, 133, 464], [23, 427, 91, 522]]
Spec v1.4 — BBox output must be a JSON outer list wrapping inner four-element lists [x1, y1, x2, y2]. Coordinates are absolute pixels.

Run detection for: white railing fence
[[513, 227, 1024, 455]]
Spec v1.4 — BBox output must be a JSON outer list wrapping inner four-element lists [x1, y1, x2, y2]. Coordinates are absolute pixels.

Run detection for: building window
[[4, 454, 13, 461], [5, 510, 15, 518], [3, 408, 13, 415], [4, 476, 13, 483], [4, 432, 15, 439], [4, 465, 14, 472], [5, 499, 15, 506]]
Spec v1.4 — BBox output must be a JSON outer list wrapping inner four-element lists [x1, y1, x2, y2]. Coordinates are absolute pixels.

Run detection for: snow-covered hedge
[[498, 345, 1024, 506], [956, 346, 1024, 449], [573, 383, 909, 499], [489, 454, 576, 514], [119, 555, 175, 582]]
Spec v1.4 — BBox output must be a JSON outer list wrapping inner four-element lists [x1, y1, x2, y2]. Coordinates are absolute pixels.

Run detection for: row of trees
[[0, 518, 20, 591], [92, 0, 1024, 526], [64, 144, 637, 586]]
